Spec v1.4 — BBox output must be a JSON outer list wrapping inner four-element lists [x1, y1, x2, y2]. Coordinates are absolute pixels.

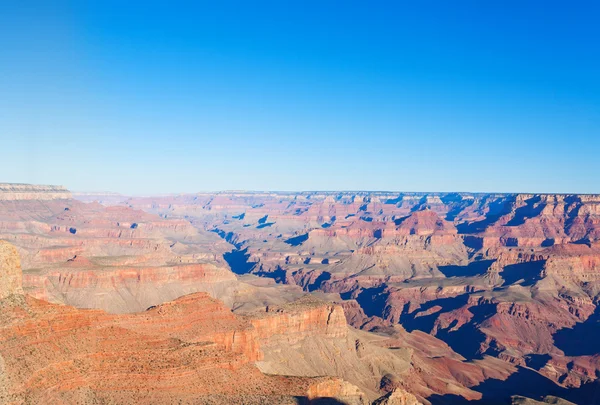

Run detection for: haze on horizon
[[1, 2, 599, 195]]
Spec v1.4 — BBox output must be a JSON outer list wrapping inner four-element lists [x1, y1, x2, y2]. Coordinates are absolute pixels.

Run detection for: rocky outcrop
[[248, 295, 347, 345], [306, 379, 369, 404], [373, 388, 423, 405]]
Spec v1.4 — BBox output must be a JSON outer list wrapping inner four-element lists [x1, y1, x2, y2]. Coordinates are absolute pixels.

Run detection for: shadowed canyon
[[1, 184, 600, 404]]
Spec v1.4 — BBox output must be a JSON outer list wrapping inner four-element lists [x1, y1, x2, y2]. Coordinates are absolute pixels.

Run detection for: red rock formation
[[109, 191, 600, 402], [0, 196, 238, 314], [0, 240, 368, 404], [373, 388, 424, 404], [23, 262, 238, 313], [4, 188, 600, 403], [0, 241, 23, 299], [248, 295, 347, 345]]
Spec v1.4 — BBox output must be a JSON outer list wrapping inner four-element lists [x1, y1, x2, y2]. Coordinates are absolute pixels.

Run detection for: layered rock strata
[[0, 240, 368, 404]]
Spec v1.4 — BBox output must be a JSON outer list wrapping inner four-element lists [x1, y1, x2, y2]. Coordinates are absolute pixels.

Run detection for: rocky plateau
[[1, 184, 600, 404]]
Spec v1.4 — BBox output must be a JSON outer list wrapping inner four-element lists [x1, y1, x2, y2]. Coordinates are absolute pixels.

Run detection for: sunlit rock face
[[3, 185, 600, 404], [0, 241, 23, 299], [110, 190, 600, 403], [0, 241, 372, 404]]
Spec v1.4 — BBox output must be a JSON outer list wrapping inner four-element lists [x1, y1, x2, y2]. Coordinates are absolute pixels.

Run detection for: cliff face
[[0, 183, 71, 200], [248, 295, 347, 345], [23, 262, 239, 313]]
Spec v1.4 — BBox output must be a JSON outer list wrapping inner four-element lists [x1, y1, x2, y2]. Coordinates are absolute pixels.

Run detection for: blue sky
[[1, 1, 599, 194]]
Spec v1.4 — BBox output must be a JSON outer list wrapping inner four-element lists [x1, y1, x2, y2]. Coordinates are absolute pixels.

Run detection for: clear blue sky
[[1, 1, 598, 194]]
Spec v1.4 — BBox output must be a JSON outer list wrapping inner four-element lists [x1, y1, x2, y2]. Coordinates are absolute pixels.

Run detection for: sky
[[1, 1, 599, 194]]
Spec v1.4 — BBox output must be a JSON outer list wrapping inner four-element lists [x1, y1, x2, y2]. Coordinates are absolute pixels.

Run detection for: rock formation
[[106, 190, 600, 404], [512, 395, 577, 405], [0, 240, 368, 404], [373, 389, 424, 405], [0, 241, 23, 298], [4, 185, 600, 403]]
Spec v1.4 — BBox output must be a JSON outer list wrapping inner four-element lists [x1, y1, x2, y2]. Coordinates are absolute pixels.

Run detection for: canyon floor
[[1, 184, 600, 404]]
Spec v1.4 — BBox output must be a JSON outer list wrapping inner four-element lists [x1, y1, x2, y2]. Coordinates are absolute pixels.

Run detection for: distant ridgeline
[[0, 183, 72, 200]]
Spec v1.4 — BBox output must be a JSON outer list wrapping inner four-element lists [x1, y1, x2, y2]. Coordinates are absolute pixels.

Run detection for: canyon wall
[[0, 240, 370, 404], [2, 185, 599, 403], [110, 190, 600, 404]]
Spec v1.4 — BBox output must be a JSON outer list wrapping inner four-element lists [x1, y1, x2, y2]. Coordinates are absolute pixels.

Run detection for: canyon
[[1, 184, 600, 404], [0, 240, 369, 404]]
